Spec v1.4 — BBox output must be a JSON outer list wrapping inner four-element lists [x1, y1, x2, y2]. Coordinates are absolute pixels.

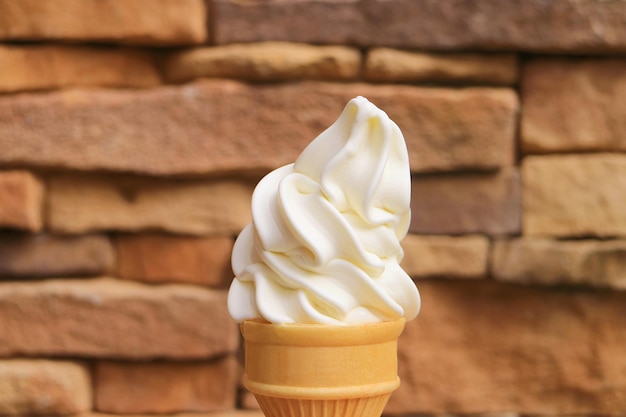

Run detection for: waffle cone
[[241, 318, 405, 417]]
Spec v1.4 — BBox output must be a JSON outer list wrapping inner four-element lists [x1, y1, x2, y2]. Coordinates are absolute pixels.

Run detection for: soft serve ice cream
[[228, 96, 420, 325]]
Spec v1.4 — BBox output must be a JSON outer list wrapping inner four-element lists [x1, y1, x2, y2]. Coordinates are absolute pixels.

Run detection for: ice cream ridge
[[228, 96, 420, 417]]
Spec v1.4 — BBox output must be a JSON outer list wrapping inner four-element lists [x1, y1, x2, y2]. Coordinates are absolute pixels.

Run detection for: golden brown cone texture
[[241, 318, 405, 417]]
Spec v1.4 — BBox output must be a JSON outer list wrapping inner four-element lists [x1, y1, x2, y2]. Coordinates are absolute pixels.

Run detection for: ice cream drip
[[228, 96, 420, 325]]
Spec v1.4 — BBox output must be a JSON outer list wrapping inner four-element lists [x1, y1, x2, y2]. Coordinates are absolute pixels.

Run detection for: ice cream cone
[[241, 317, 405, 417]]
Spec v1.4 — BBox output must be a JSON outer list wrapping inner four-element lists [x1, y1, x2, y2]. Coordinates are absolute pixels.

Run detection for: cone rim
[[241, 317, 405, 346], [244, 375, 400, 400]]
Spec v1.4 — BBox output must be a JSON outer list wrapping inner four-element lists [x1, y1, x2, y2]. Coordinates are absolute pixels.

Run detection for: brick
[[0, 45, 161, 93], [410, 168, 521, 235], [115, 233, 233, 287], [0, 0, 206, 45], [0, 233, 114, 278], [492, 238, 626, 290], [0, 278, 238, 359], [523, 154, 626, 237], [401, 234, 489, 279], [370, 89, 517, 173], [0, 80, 517, 175], [0, 360, 90, 415], [84, 412, 265, 417], [0, 170, 43, 231], [521, 58, 626, 154], [48, 175, 253, 236], [163, 42, 361, 83], [95, 357, 239, 414], [213, 0, 626, 52], [389, 281, 626, 415], [241, 391, 260, 409], [365, 48, 518, 85]]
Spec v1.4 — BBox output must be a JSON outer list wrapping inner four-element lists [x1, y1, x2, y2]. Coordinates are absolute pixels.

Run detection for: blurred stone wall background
[[0, 0, 625, 416]]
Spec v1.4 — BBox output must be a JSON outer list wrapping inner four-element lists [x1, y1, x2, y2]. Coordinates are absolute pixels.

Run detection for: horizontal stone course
[[0, 234, 114, 278], [163, 42, 361, 83], [95, 357, 239, 414], [410, 168, 521, 235], [522, 154, 626, 237], [0, 278, 238, 359], [0, 170, 43, 232], [48, 175, 253, 236], [0, 360, 91, 416], [0, 81, 517, 175], [0, 0, 206, 45], [83, 412, 264, 417], [522, 58, 626, 154], [390, 280, 626, 415], [0, 45, 161, 93], [115, 233, 233, 287], [213, 0, 626, 52], [365, 48, 518, 85], [492, 238, 626, 290], [401, 234, 489, 279]]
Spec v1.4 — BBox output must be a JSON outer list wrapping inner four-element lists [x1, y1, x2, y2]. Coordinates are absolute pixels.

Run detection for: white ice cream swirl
[[228, 96, 420, 325]]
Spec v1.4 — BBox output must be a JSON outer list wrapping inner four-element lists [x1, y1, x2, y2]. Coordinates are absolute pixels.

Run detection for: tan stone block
[[0, 278, 238, 359], [0, 233, 114, 278], [522, 154, 626, 237], [410, 168, 521, 235], [115, 233, 233, 287], [522, 58, 626, 153], [0, 170, 43, 231], [365, 48, 518, 85], [492, 238, 626, 290], [48, 175, 253, 236], [0, 45, 161, 93], [389, 281, 626, 415], [0, 0, 206, 45], [163, 42, 361, 82], [0, 80, 516, 176], [401, 234, 489, 279], [95, 357, 239, 414], [0, 360, 90, 415], [397, 87, 518, 173]]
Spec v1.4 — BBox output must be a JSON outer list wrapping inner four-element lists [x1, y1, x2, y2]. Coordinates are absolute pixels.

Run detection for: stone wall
[[0, 1, 625, 416]]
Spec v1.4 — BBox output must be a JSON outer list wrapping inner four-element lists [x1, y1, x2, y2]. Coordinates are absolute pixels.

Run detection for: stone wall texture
[[0, 2, 624, 417]]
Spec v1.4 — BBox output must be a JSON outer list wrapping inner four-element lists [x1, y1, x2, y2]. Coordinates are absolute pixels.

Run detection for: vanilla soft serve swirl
[[228, 96, 420, 325]]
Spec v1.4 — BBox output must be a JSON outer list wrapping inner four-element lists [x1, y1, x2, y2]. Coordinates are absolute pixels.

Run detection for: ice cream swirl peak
[[228, 96, 420, 325]]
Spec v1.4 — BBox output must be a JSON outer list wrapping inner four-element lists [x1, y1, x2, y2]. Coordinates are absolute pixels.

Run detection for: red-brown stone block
[[401, 234, 489, 279], [389, 281, 626, 415], [0, 233, 114, 278], [213, 0, 626, 52], [522, 58, 626, 153], [0, 170, 43, 232], [0, 81, 517, 175], [115, 233, 233, 287], [0, 0, 206, 45], [0, 45, 161, 92], [492, 238, 626, 290], [0, 278, 238, 359], [0, 360, 90, 415], [522, 154, 626, 237], [95, 357, 239, 414], [47, 175, 253, 236], [410, 168, 521, 235], [241, 390, 260, 410]]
